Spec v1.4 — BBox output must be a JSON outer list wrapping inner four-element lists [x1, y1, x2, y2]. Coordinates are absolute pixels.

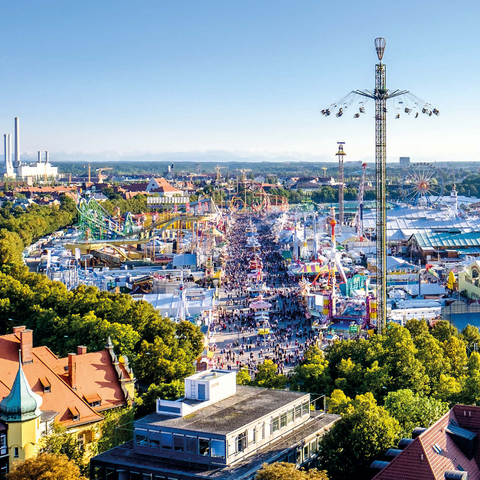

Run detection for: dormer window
[[84, 393, 102, 408], [39, 377, 51, 393], [69, 406, 80, 422]]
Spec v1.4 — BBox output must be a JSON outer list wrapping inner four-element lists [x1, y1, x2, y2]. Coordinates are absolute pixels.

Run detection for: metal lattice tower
[[336, 142, 346, 233], [322, 37, 438, 334], [352, 38, 408, 334]]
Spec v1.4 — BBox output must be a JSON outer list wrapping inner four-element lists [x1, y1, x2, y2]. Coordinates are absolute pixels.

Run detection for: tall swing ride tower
[[322, 38, 439, 334]]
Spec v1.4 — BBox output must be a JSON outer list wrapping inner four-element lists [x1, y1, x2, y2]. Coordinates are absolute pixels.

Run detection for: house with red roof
[[0, 326, 135, 474], [372, 404, 480, 480]]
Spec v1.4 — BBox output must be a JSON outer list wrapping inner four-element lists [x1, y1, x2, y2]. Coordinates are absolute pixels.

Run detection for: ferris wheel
[[401, 163, 444, 207]]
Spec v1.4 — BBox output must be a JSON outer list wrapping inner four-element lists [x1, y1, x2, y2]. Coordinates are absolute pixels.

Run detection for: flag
[[186, 202, 190, 213]]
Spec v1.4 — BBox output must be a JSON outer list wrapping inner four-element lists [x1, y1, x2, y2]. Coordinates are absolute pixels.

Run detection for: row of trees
[[0, 263, 204, 399], [282, 320, 480, 479], [0, 195, 77, 263]]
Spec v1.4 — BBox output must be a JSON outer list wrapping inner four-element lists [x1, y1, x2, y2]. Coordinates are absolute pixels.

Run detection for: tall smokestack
[[14, 117, 20, 168], [38, 151, 41, 164], [4, 134, 7, 173], [45, 151, 49, 164], [6, 134, 13, 176]]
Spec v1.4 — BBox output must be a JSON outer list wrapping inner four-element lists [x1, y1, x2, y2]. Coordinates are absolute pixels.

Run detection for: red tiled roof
[[121, 183, 149, 192], [0, 331, 130, 428], [374, 408, 480, 480]]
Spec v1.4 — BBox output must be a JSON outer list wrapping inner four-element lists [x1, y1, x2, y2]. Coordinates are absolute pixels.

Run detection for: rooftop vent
[[370, 460, 390, 472], [384, 449, 402, 459], [398, 438, 414, 449], [412, 427, 427, 439]]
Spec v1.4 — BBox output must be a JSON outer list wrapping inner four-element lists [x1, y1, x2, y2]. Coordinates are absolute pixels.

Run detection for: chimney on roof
[[13, 326, 26, 334], [77, 346, 87, 355], [68, 353, 77, 390], [20, 329, 33, 364]]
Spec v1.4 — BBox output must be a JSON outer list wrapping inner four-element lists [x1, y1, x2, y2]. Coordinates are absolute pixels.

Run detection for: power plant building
[[1, 118, 58, 179]]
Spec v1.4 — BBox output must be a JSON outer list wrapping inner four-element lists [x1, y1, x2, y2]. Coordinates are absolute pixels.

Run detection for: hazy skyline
[[1, 0, 479, 163]]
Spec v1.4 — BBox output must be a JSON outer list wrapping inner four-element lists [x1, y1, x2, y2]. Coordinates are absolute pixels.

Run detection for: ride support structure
[[321, 37, 439, 334]]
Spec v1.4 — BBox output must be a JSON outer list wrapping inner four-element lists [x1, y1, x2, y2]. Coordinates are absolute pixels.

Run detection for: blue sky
[[0, 0, 479, 162]]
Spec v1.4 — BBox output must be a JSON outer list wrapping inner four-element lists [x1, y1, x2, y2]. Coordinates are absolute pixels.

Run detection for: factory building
[[1, 118, 58, 179]]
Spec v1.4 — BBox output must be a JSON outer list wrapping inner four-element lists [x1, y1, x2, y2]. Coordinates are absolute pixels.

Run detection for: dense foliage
[[256, 462, 329, 480], [0, 195, 76, 257], [6, 453, 86, 480], [318, 393, 400, 480], [0, 264, 204, 387], [289, 320, 480, 480]]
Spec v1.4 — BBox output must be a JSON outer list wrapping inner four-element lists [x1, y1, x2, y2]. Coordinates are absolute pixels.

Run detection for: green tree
[[236, 367, 252, 385], [135, 381, 185, 418], [462, 324, 480, 351], [431, 320, 457, 343], [96, 406, 135, 454], [381, 325, 428, 394], [256, 462, 329, 480], [6, 453, 86, 480], [252, 360, 287, 389], [318, 393, 400, 480], [0, 229, 24, 264], [461, 351, 480, 405], [39, 423, 88, 475], [290, 346, 331, 394], [384, 389, 449, 437]]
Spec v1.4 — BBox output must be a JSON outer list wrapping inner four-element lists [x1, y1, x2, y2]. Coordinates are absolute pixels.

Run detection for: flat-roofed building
[[90, 369, 339, 480]]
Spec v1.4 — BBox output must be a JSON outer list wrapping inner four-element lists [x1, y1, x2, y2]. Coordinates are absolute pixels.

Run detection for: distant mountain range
[[17, 150, 342, 164]]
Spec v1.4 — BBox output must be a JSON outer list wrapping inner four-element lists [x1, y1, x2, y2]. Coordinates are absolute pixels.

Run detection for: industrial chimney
[[37, 151, 41, 164], [45, 151, 49, 164], [4, 134, 13, 177], [14, 117, 20, 168]]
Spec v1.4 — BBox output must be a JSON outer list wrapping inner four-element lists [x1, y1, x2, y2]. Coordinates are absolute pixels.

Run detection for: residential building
[[458, 259, 480, 300], [90, 369, 339, 480], [399, 156, 411, 167], [372, 404, 480, 479], [0, 327, 135, 473]]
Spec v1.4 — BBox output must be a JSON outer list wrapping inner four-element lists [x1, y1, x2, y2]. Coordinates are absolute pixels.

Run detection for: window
[[93, 466, 104, 479], [77, 434, 85, 452], [272, 416, 279, 433], [39, 376, 51, 393], [135, 434, 148, 446], [199, 438, 210, 456], [150, 439, 159, 449], [186, 436, 197, 454], [14, 447, 19, 458], [69, 406, 80, 422], [0, 434, 6, 456], [295, 405, 301, 419], [106, 468, 115, 480], [252, 428, 256, 444], [280, 412, 287, 428], [310, 439, 318, 454], [302, 401, 310, 416], [303, 444, 310, 459], [211, 440, 225, 458], [236, 432, 247, 453], [161, 432, 173, 450], [173, 435, 185, 452], [287, 409, 294, 424]]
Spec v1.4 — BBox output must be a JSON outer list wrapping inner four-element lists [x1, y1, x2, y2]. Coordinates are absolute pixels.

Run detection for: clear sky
[[0, 0, 479, 163]]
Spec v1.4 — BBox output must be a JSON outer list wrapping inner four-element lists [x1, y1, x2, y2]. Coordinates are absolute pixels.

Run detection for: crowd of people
[[213, 214, 319, 378]]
